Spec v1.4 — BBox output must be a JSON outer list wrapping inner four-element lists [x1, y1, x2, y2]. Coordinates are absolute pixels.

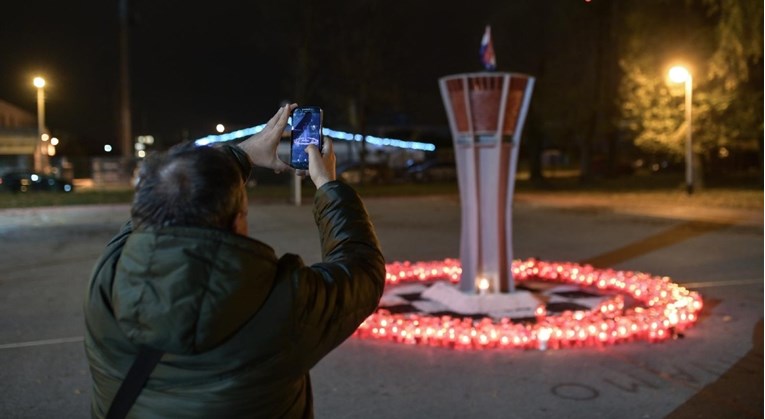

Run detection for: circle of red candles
[[354, 258, 703, 350]]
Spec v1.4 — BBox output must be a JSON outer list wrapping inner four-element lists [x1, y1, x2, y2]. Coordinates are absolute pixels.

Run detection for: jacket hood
[[112, 227, 278, 354]]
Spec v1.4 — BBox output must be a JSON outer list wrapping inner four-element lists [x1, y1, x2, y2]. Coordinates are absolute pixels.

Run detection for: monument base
[[377, 281, 541, 320], [421, 282, 540, 319]]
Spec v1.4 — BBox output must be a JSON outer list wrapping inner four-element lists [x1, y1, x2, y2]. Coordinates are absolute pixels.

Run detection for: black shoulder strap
[[105, 347, 164, 419]]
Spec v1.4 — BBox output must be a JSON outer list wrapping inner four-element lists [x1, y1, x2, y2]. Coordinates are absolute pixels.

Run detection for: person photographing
[[84, 104, 385, 418]]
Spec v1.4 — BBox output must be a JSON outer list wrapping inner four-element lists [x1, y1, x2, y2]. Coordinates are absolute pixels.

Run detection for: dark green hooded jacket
[[84, 182, 385, 418]]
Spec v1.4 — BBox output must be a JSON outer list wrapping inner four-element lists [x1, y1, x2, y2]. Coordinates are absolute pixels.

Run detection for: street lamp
[[216, 124, 225, 133], [668, 65, 693, 194], [33, 76, 47, 172]]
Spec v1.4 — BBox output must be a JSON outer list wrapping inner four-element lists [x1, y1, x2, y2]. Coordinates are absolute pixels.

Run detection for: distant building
[[0, 99, 35, 128], [0, 99, 39, 174]]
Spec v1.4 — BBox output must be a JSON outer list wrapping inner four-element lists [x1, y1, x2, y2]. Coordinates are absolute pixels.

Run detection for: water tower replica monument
[[438, 72, 534, 298]]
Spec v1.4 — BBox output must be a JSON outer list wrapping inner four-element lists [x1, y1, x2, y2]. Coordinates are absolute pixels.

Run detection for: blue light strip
[[195, 125, 266, 146], [195, 122, 436, 152]]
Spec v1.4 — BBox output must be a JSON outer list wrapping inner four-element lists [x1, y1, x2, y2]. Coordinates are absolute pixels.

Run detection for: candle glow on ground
[[354, 259, 703, 351]]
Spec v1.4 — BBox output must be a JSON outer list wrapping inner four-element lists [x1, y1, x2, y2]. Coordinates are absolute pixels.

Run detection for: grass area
[[515, 172, 763, 211], [0, 173, 760, 211], [0, 189, 136, 209], [248, 182, 462, 204]]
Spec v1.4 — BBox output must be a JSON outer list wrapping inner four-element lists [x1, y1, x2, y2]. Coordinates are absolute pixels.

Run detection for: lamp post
[[668, 65, 693, 194], [33, 76, 47, 172]]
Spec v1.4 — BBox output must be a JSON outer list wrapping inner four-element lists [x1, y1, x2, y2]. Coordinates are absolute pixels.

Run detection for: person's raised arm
[[236, 104, 297, 173], [283, 139, 384, 369]]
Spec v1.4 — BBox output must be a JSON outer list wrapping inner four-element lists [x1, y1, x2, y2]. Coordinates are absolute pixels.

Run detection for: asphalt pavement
[[0, 192, 761, 418]]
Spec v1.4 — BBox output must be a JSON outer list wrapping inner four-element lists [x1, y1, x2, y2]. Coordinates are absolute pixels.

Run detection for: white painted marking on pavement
[[0, 336, 84, 350]]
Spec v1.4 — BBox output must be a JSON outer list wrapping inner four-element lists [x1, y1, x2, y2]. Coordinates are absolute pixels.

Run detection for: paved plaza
[[0, 193, 761, 418]]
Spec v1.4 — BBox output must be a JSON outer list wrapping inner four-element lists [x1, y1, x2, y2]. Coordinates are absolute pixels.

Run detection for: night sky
[[0, 1, 594, 155]]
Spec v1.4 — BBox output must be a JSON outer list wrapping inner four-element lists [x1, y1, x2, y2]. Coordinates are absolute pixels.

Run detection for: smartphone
[[290, 106, 323, 169]]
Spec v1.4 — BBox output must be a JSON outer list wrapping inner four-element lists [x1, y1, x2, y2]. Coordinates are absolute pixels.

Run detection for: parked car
[[406, 160, 457, 182], [0, 172, 74, 193]]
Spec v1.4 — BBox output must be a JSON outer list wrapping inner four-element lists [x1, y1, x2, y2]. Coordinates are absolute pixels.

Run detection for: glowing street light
[[33, 76, 47, 172], [668, 65, 694, 194], [104, 144, 113, 153], [216, 124, 225, 133], [668, 66, 690, 84]]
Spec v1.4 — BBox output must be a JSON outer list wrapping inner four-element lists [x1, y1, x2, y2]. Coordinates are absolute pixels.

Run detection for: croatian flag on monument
[[480, 25, 496, 71]]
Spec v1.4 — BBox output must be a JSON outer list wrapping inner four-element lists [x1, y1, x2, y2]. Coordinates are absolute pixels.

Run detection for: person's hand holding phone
[[237, 104, 297, 173], [305, 139, 336, 189]]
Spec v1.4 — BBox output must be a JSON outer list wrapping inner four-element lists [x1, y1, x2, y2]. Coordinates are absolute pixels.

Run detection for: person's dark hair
[[131, 143, 245, 231]]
